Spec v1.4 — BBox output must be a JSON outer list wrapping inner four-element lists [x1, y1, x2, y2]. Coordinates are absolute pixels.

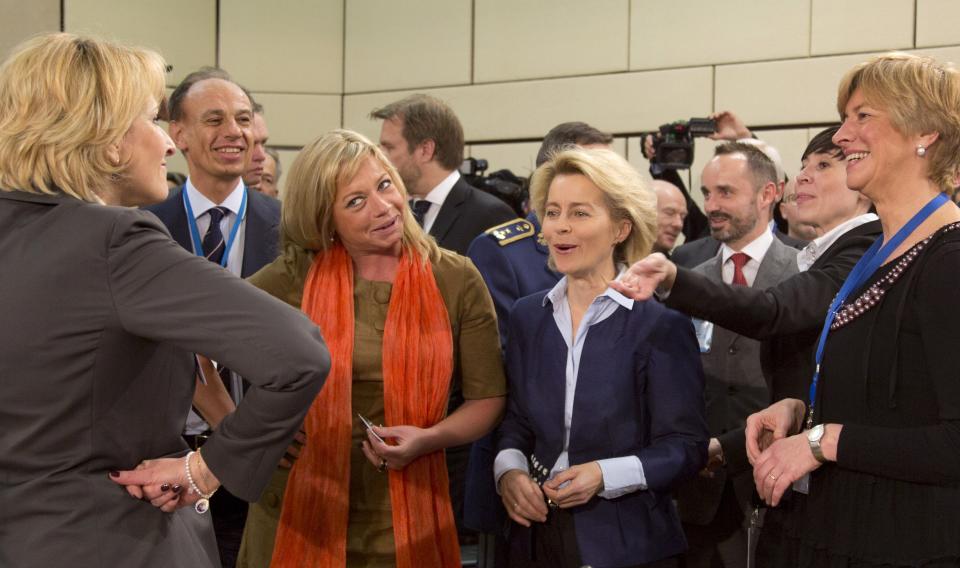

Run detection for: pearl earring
[[917, 144, 927, 157]]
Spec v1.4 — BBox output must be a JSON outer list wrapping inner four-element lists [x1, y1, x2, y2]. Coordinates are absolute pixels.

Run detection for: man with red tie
[[674, 142, 798, 567]]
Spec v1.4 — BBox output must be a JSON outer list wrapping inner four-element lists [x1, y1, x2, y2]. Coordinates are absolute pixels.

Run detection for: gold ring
[[769, 474, 778, 481]]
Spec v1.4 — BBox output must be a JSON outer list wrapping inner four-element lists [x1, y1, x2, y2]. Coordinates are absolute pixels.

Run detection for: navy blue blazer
[[498, 292, 709, 567], [144, 185, 281, 278]]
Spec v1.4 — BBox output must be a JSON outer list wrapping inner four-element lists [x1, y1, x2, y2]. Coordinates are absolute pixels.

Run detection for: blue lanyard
[[807, 192, 948, 427], [182, 187, 248, 268]]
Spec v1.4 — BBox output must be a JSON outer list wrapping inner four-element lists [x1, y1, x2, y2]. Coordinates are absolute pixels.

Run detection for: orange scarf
[[270, 244, 461, 568]]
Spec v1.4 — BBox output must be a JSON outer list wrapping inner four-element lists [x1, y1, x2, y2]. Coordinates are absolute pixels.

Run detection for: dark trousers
[[507, 508, 679, 568], [681, 481, 748, 568], [210, 490, 248, 568]]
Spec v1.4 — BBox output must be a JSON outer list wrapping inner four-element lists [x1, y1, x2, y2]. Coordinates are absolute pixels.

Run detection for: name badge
[[692, 318, 714, 353]]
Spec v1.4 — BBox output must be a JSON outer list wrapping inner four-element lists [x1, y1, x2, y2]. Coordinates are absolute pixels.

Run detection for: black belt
[[183, 432, 212, 451]]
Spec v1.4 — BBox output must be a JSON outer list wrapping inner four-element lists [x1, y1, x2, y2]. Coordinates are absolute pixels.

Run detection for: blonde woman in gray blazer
[[0, 34, 330, 568]]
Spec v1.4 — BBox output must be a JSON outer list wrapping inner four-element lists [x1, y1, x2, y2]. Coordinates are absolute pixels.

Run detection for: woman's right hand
[[498, 470, 548, 527], [745, 398, 806, 465]]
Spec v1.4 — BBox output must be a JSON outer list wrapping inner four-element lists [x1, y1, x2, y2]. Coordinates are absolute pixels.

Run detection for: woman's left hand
[[541, 462, 603, 508], [752, 432, 822, 507], [361, 424, 436, 471], [109, 454, 220, 513]]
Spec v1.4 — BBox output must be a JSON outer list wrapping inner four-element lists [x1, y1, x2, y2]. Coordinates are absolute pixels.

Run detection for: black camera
[[649, 118, 716, 169], [460, 157, 529, 217]]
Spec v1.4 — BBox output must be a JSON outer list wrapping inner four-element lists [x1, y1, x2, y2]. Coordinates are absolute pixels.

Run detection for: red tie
[[730, 252, 750, 286]]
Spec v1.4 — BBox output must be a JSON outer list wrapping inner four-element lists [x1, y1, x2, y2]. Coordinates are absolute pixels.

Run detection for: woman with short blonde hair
[[748, 52, 960, 566], [0, 33, 329, 568]]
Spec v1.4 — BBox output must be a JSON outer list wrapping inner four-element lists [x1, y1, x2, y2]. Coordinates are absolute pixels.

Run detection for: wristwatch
[[807, 424, 827, 463]]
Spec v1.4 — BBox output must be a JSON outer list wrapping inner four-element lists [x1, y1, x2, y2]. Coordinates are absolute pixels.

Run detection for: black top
[[776, 222, 960, 565]]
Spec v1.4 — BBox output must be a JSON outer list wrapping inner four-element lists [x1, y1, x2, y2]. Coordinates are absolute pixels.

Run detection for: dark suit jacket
[[0, 190, 328, 568], [677, 238, 798, 526], [666, 220, 882, 472], [671, 229, 806, 269], [145, 185, 281, 277], [430, 176, 516, 255], [498, 292, 708, 566]]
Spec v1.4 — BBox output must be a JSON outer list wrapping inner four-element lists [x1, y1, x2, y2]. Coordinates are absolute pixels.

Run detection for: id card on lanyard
[[794, 192, 948, 495], [182, 187, 248, 269]]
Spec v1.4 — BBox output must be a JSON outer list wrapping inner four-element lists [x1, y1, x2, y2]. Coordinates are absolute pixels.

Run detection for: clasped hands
[[497, 462, 603, 527], [108, 452, 220, 513], [746, 398, 826, 507]]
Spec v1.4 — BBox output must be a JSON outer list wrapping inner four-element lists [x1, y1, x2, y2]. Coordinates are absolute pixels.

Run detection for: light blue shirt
[[493, 274, 648, 499]]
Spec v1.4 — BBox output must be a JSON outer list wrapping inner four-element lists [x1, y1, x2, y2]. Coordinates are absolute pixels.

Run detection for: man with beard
[[675, 142, 798, 567], [652, 179, 688, 255], [370, 94, 515, 255]]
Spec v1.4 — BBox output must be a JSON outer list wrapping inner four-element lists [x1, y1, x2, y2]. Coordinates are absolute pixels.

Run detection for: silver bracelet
[[184, 450, 215, 514]]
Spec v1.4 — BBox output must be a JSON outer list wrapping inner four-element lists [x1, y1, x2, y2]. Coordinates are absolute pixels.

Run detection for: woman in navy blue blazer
[[494, 147, 709, 568]]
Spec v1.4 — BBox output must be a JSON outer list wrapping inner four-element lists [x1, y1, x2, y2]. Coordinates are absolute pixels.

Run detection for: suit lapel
[[753, 239, 797, 290], [166, 186, 193, 252], [240, 189, 277, 277], [429, 179, 468, 243]]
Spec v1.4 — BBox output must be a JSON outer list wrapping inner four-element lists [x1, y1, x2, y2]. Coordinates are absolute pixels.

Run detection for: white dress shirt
[[416, 170, 460, 233], [184, 178, 247, 277], [182, 178, 247, 435], [796, 213, 878, 272], [719, 229, 774, 286], [493, 271, 647, 500]]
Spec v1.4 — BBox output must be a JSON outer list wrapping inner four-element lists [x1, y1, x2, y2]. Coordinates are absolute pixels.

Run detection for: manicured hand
[[609, 253, 676, 300], [753, 433, 821, 506]]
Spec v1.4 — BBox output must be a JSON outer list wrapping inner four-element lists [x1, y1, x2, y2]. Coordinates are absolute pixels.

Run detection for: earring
[[917, 144, 927, 157]]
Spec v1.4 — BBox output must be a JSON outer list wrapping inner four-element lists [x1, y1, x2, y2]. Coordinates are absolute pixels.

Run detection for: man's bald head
[[652, 180, 687, 253]]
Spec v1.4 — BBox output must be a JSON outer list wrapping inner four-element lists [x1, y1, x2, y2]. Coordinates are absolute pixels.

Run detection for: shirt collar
[[422, 170, 460, 206], [798, 213, 879, 270], [185, 178, 245, 219], [720, 228, 774, 265], [543, 266, 633, 311]]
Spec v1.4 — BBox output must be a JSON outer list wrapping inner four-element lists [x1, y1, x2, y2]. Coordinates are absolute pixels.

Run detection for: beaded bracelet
[[184, 450, 216, 514]]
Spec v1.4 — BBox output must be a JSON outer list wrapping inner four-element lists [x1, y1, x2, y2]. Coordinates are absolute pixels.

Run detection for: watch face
[[808, 424, 825, 442]]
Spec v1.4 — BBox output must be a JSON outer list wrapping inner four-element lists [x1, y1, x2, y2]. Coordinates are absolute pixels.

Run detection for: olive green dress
[[237, 247, 506, 568]]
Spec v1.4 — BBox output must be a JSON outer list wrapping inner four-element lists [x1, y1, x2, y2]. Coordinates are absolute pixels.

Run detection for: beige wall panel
[[715, 53, 872, 126], [344, 0, 471, 93], [64, 0, 215, 86], [275, 149, 301, 199], [166, 151, 189, 183], [344, 67, 713, 143], [915, 45, 960, 65], [0, 0, 60, 59], [254, 93, 341, 147], [917, 0, 960, 47], [754, 128, 813, 180], [629, 0, 809, 70], [220, 0, 343, 94], [811, 0, 913, 55], [469, 138, 627, 179], [474, 0, 628, 83]]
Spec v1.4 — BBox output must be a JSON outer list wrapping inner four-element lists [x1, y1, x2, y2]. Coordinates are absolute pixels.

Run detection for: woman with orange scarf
[[237, 129, 506, 567]]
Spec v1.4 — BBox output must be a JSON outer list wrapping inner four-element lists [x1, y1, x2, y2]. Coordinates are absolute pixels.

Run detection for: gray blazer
[[677, 236, 798, 525], [0, 191, 329, 567]]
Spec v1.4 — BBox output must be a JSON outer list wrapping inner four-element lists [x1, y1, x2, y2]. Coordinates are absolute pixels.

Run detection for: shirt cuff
[[596, 456, 646, 499], [493, 449, 530, 495]]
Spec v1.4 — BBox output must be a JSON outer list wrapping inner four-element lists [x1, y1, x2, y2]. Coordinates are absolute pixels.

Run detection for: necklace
[[831, 221, 960, 330]]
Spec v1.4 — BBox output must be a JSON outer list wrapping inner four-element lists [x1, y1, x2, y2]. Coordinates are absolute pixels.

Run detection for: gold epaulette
[[484, 218, 535, 247]]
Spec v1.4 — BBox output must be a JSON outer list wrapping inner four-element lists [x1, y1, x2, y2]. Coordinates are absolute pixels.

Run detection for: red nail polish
[[171, 484, 182, 494], [160, 483, 171, 492], [109, 470, 120, 478]]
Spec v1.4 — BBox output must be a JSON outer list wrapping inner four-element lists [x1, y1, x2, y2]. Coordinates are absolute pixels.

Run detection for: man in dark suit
[[144, 68, 281, 568], [370, 93, 515, 255], [671, 142, 798, 567]]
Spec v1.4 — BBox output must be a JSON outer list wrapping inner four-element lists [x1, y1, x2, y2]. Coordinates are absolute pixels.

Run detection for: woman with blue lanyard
[[745, 52, 960, 566]]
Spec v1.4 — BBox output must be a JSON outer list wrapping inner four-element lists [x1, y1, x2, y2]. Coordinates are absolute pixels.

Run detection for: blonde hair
[[0, 33, 167, 202], [281, 129, 441, 262], [837, 52, 960, 192], [529, 147, 657, 267]]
